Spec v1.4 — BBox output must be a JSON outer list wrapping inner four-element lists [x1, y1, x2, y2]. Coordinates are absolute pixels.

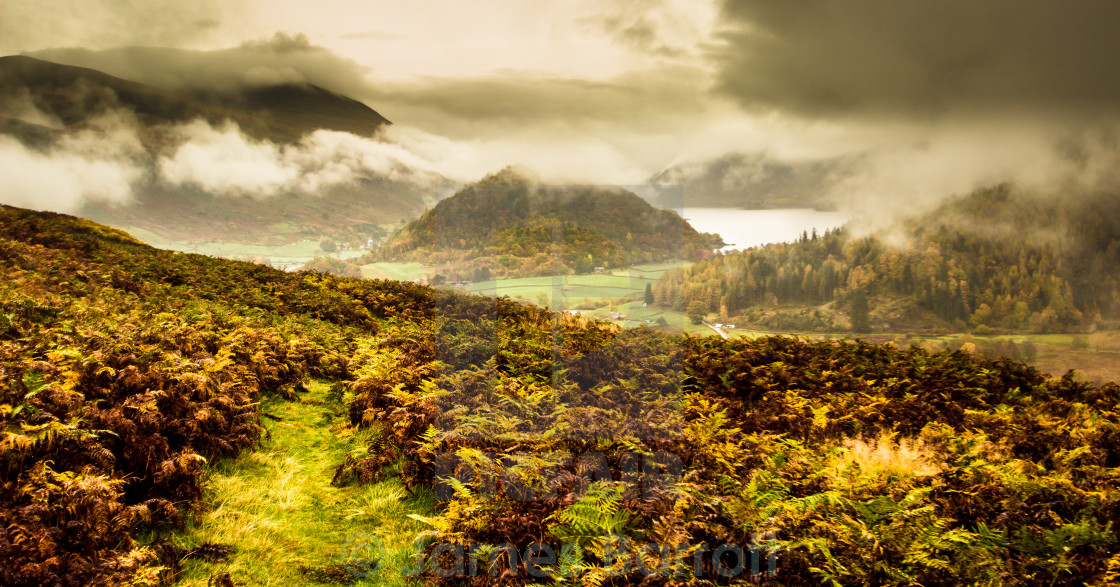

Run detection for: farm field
[[360, 262, 432, 282], [123, 225, 369, 268], [461, 262, 682, 305], [465, 263, 682, 302]]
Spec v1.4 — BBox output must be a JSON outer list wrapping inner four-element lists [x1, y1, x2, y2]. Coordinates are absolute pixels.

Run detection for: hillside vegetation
[[379, 169, 722, 279], [655, 186, 1120, 334], [2, 204, 1119, 585]]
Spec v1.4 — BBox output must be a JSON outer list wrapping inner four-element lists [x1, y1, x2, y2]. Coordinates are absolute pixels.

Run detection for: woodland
[[655, 187, 1120, 335]]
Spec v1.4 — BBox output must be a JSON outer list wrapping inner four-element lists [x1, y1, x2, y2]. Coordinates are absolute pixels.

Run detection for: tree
[[644, 283, 655, 306], [687, 300, 707, 325], [850, 289, 871, 333]]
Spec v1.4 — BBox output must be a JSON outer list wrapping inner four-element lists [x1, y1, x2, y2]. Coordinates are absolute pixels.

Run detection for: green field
[[581, 299, 712, 335], [123, 226, 366, 267], [360, 262, 432, 282], [464, 263, 687, 306]]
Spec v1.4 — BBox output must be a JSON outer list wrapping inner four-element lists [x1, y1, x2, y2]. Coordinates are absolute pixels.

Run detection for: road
[[703, 321, 729, 339]]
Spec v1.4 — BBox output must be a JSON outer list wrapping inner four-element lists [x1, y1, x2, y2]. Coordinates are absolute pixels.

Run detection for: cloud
[[0, 112, 147, 212], [338, 31, 398, 41], [157, 121, 298, 197], [24, 37, 737, 184], [0, 98, 464, 213], [0, 88, 64, 129], [157, 119, 455, 198], [826, 121, 1120, 233], [712, 0, 1120, 121], [29, 36, 714, 139], [368, 63, 711, 138], [577, 0, 717, 59], [0, 0, 238, 54], [30, 33, 375, 98]]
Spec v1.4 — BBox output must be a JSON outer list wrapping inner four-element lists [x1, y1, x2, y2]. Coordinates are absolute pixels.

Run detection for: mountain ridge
[[0, 55, 390, 143]]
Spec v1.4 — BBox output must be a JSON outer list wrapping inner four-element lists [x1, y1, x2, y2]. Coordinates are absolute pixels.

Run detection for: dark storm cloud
[[366, 64, 709, 137], [30, 35, 711, 140], [712, 0, 1120, 119]]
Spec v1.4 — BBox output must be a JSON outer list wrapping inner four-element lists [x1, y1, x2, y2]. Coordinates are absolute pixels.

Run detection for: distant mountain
[[380, 168, 723, 278], [0, 56, 432, 249], [649, 152, 857, 209], [0, 55, 389, 143]]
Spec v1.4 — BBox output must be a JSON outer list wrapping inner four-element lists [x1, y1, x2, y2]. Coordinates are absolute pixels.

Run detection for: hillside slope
[[2, 204, 1119, 585], [380, 168, 723, 278], [655, 185, 1120, 333]]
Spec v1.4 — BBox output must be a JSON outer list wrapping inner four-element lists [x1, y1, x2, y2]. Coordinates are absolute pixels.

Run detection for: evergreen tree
[[850, 289, 871, 333], [644, 283, 655, 305]]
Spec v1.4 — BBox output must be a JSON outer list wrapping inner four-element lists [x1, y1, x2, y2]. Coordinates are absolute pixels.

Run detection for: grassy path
[[171, 381, 434, 586]]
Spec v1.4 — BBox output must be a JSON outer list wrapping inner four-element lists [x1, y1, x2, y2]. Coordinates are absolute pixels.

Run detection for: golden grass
[[827, 432, 941, 492]]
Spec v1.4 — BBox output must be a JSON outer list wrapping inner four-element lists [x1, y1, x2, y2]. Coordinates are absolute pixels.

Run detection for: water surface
[[682, 207, 850, 251]]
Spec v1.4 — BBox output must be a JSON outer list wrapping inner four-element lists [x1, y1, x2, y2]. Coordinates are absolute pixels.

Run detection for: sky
[[3, 0, 1120, 209]]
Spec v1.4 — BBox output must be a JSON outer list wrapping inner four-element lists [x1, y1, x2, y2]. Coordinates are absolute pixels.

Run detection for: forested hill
[[3, 203, 1120, 585], [379, 168, 722, 278], [654, 186, 1120, 333]]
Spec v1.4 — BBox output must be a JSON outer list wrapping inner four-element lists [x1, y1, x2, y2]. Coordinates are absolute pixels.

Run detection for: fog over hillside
[[0, 56, 474, 244]]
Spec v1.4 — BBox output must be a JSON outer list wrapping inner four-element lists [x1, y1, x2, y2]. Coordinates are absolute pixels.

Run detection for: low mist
[[0, 105, 471, 214]]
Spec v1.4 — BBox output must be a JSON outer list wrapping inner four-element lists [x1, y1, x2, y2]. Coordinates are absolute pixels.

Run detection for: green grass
[[170, 381, 434, 586], [578, 300, 711, 335], [465, 263, 689, 309]]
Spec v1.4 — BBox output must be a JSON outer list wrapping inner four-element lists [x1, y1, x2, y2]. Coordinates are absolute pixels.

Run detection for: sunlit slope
[[2, 204, 1119, 586]]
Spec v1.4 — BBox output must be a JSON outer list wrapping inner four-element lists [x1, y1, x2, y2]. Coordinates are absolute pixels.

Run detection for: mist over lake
[[681, 207, 851, 251]]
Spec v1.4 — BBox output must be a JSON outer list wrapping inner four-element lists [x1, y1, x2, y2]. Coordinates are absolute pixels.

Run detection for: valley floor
[[359, 261, 1120, 384]]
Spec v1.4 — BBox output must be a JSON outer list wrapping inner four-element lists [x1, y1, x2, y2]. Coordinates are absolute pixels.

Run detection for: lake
[[681, 208, 851, 252]]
